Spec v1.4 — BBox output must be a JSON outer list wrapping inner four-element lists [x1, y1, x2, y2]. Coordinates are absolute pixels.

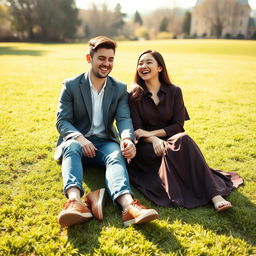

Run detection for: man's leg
[[94, 138, 159, 226], [62, 139, 84, 198], [93, 139, 132, 201], [58, 139, 93, 226]]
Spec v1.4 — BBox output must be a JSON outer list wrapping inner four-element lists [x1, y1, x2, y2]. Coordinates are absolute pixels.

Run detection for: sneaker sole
[[58, 210, 93, 227], [96, 188, 106, 220], [123, 210, 159, 227]]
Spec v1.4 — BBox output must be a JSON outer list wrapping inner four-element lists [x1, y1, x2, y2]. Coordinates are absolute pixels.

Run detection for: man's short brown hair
[[88, 36, 117, 57]]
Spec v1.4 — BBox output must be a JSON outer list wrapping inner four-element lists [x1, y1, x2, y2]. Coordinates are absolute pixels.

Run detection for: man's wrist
[[122, 138, 134, 144]]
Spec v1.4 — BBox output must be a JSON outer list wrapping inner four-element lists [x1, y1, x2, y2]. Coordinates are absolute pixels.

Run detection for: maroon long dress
[[128, 84, 243, 208]]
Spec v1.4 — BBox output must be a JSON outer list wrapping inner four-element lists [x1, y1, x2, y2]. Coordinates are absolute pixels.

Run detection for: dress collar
[[142, 83, 168, 96]]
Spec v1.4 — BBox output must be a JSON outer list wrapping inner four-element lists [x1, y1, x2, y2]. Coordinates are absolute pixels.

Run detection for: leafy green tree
[[36, 0, 80, 41], [0, 2, 13, 39], [159, 17, 169, 32], [7, 0, 37, 39], [134, 10, 143, 26], [182, 11, 191, 35], [83, 23, 90, 38], [6, 0, 80, 41]]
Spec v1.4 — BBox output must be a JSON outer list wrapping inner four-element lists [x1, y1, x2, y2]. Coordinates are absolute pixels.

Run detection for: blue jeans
[[61, 136, 133, 202]]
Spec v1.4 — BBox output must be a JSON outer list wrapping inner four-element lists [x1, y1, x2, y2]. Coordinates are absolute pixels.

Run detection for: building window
[[240, 20, 243, 26]]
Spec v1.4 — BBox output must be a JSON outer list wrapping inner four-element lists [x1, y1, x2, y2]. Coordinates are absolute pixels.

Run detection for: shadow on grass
[[67, 166, 255, 254], [167, 189, 256, 246], [0, 46, 46, 56], [66, 167, 104, 255], [67, 166, 183, 255], [134, 221, 184, 254]]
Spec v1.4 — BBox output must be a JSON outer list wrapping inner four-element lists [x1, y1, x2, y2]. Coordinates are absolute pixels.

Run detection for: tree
[[0, 2, 13, 39], [182, 11, 191, 35], [109, 3, 126, 37], [159, 17, 169, 32], [142, 8, 185, 39], [6, 0, 80, 41], [83, 23, 90, 38], [7, 0, 37, 39], [81, 2, 126, 38], [134, 10, 143, 26]]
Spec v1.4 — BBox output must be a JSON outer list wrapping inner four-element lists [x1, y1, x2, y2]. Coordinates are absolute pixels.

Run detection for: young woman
[[128, 50, 243, 211]]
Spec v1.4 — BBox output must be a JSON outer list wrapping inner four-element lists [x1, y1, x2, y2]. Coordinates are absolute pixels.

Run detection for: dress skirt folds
[[128, 132, 243, 208], [128, 84, 243, 208]]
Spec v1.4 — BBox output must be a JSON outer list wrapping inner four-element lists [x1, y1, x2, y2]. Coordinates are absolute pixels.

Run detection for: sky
[[76, 0, 256, 14]]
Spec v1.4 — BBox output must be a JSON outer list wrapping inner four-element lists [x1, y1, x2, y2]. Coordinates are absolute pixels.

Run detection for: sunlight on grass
[[0, 40, 255, 255]]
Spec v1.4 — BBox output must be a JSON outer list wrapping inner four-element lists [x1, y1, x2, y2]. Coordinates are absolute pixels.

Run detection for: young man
[[55, 36, 158, 227]]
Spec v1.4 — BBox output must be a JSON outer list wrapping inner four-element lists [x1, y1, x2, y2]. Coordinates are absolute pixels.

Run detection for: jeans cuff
[[112, 189, 134, 206], [64, 184, 85, 198]]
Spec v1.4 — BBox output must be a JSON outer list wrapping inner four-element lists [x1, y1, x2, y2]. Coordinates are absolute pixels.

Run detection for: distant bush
[[156, 31, 173, 39], [237, 33, 244, 39], [134, 26, 150, 40], [225, 33, 231, 39]]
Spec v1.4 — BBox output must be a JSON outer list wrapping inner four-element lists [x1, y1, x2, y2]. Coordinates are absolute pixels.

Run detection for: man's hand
[[120, 138, 136, 163], [75, 135, 97, 158]]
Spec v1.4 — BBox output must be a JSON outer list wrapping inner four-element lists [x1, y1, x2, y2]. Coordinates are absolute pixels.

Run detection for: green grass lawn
[[0, 39, 255, 256]]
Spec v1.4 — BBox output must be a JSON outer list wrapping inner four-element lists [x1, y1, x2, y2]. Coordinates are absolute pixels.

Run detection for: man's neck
[[89, 71, 106, 92]]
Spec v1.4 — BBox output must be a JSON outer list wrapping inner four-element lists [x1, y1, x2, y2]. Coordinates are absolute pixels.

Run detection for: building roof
[[196, 0, 248, 5], [236, 0, 248, 4]]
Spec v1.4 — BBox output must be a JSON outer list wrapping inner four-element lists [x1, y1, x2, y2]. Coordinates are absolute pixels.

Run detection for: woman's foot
[[212, 195, 232, 213]]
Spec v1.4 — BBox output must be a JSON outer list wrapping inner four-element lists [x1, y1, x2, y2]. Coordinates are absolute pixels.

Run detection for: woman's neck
[[145, 79, 161, 93]]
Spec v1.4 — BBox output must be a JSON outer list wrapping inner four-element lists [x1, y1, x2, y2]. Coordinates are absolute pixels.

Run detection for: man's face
[[87, 48, 115, 79]]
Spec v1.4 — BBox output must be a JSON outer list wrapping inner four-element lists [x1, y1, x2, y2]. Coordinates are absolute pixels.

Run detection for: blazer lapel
[[79, 73, 92, 121], [103, 77, 113, 126]]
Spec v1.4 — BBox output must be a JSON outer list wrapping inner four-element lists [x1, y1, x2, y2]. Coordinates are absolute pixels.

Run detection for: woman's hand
[[134, 129, 154, 143], [150, 136, 168, 157]]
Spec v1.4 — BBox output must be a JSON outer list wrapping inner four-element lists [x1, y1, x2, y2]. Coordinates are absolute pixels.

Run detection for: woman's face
[[137, 53, 162, 82]]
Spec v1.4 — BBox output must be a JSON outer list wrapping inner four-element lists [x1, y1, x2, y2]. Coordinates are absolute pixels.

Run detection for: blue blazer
[[54, 72, 134, 161]]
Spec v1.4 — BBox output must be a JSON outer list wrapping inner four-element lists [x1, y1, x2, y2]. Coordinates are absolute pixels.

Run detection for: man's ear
[[86, 54, 91, 63]]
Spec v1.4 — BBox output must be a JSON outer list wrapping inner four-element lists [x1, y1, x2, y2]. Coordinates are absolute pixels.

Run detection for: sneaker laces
[[63, 198, 79, 209], [130, 199, 147, 210], [84, 198, 91, 207]]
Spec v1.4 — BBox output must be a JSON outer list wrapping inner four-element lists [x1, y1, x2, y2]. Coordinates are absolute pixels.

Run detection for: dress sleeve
[[163, 87, 190, 137], [128, 94, 143, 130]]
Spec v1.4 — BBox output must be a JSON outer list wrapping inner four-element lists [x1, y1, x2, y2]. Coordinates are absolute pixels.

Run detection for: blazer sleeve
[[163, 87, 190, 137], [115, 85, 134, 140], [56, 80, 82, 140]]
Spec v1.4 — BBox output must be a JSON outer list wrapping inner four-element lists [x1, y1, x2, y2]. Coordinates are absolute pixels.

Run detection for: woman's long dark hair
[[131, 50, 173, 101]]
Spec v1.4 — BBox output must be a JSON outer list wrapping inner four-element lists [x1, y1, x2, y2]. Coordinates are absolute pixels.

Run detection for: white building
[[190, 0, 253, 38]]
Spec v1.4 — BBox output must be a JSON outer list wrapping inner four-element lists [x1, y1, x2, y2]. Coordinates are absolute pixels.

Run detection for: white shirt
[[84, 74, 107, 138]]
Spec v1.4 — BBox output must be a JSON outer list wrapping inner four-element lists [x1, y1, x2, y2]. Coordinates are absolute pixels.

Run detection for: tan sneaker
[[58, 198, 93, 227], [85, 188, 106, 220], [122, 199, 158, 227]]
